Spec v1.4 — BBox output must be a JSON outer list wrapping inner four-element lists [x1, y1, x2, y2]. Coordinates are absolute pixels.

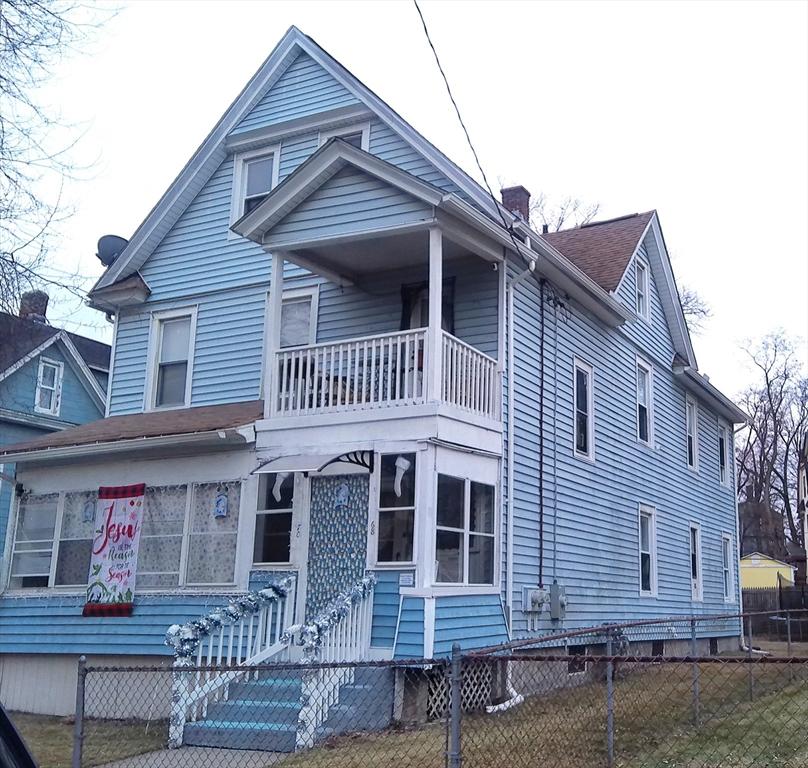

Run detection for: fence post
[[606, 632, 614, 768], [690, 619, 701, 727], [746, 615, 754, 702], [71, 655, 87, 768], [448, 643, 463, 768], [786, 610, 793, 683]]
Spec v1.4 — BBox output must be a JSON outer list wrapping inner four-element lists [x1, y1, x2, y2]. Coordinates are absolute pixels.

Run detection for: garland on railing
[[165, 576, 295, 658], [283, 573, 376, 661]]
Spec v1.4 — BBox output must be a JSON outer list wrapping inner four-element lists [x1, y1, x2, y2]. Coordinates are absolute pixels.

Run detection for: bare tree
[[679, 285, 711, 332], [737, 332, 808, 558], [0, 0, 108, 315], [529, 193, 600, 233]]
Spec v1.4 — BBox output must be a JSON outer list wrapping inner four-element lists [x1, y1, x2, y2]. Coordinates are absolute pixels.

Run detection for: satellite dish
[[96, 235, 129, 266]]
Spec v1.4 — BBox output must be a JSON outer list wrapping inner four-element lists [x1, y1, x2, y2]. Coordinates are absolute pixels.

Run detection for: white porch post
[[427, 228, 443, 403], [264, 251, 285, 418]]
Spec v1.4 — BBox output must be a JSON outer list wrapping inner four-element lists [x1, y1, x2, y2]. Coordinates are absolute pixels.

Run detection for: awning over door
[[253, 450, 373, 475]]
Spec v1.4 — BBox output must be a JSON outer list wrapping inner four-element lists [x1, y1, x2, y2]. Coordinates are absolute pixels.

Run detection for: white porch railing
[[442, 331, 499, 419], [274, 329, 426, 416], [165, 576, 296, 748], [288, 574, 376, 749]]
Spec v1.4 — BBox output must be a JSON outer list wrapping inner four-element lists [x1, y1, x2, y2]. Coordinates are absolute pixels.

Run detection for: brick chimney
[[19, 290, 49, 323], [501, 185, 531, 223]]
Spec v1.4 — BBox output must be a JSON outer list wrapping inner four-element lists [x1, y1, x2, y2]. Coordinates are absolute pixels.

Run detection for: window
[[690, 524, 702, 601], [635, 261, 649, 320], [148, 310, 196, 409], [639, 505, 657, 596], [722, 534, 734, 601], [279, 288, 319, 348], [377, 453, 416, 564], [8, 494, 59, 589], [319, 122, 370, 151], [54, 491, 95, 587], [435, 475, 495, 585], [400, 279, 455, 334], [567, 645, 587, 675], [636, 359, 653, 445], [34, 358, 63, 416], [651, 639, 664, 657], [718, 425, 730, 486], [686, 397, 699, 470], [254, 473, 295, 565], [574, 359, 594, 460]]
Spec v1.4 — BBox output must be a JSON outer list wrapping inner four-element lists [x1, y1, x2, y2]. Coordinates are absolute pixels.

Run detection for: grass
[[9, 712, 167, 768]]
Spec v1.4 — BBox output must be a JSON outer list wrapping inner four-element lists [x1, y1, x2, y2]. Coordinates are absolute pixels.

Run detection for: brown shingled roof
[[542, 211, 655, 293], [0, 400, 263, 456]]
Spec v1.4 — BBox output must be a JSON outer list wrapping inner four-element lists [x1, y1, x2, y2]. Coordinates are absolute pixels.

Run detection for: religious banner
[[83, 483, 145, 617]]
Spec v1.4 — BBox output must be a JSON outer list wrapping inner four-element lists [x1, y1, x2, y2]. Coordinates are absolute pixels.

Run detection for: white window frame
[[635, 357, 654, 447], [638, 504, 658, 597], [34, 357, 64, 416], [252, 473, 305, 568], [144, 307, 198, 411], [689, 522, 703, 601], [279, 286, 319, 348], [573, 357, 595, 461], [371, 452, 418, 568], [686, 396, 699, 471], [229, 144, 281, 227], [318, 121, 370, 152], [635, 260, 650, 321], [718, 423, 731, 487], [721, 533, 735, 602]]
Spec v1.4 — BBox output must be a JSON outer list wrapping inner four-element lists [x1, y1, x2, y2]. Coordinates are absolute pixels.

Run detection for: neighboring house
[[0, 26, 745, 739], [0, 293, 110, 579], [740, 552, 796, 589]]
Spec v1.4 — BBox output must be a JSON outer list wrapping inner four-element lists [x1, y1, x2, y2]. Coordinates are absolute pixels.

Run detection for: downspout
[[506, 257, 536, 630]]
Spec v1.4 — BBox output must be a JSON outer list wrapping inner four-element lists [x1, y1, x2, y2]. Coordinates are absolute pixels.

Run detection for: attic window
[[318, 122, 370, 152], [635, 261, 649, 320], [230, 146, 280, 225], [35, 358, 63, 417]]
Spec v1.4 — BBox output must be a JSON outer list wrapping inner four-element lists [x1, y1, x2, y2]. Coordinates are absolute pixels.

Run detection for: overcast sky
[[40, 0, 808, 397]]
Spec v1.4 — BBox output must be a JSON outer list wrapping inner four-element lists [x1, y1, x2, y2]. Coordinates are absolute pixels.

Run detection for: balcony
[[272, 329, 499, 421]]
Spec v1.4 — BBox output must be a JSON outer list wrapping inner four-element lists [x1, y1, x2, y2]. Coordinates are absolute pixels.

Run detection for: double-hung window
[[8, 494, 59, 589], [279, 288, 319, 348], [689, 523, 702, 601], [149, 310, 196, 409], [639, 505, 657, 596], [254, 473, 296, 565], [376, 453, 416, 564], [435, 475, 495, 585], [636, 359, 653, 445], [718, 424, 730, 486], [721, 534, 734, 601], [574, 358, 594, 460], [635, 261, 649, 320], [230, 146, 279, 226], [35, 358, 63, 416], [686, 397, 699, 470]]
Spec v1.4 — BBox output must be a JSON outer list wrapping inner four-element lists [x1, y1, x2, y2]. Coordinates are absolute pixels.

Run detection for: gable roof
[[740, 553, 795, 569], [542, 212, 656, 293]]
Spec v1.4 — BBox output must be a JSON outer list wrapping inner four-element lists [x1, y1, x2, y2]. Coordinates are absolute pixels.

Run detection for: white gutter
[[505, 257, 536, 631], [673, 365, 748, 424]]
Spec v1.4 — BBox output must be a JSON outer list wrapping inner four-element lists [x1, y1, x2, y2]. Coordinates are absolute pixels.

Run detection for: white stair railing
[[289, 574, 376, 749], [165, 575, 296, 748]]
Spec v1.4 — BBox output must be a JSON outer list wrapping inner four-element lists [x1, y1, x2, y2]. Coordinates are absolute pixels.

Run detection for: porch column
[[427, 227, 443, 403], [264, 251, 285, 418]]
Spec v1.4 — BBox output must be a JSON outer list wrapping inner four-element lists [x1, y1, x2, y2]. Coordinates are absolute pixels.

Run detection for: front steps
[[183, 666, 394, 752]]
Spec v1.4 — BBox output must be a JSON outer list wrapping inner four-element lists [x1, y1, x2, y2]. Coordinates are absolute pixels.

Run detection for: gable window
[[635, 261, 649, 320], [230, 146, 280, 224], [376, 453, 417, 564], [718, 424, 730, 486], [319, 122, 370, 152], [148, 309, 196, 409], [35, 358, 63, 416], [639, 505, 657, 596], [636, 359, 653, 445], [689, 523, 702, 601], [254, 473, 296, 565], [686, 397, 699, 470], [435, 475, 495, 585], [721, 534, 735, 601], [573, 358, 594, 460], [279, 288, 319, 348]]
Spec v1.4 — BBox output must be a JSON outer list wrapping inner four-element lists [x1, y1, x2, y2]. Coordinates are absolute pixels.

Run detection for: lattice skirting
[[426, 662, 493, 720]]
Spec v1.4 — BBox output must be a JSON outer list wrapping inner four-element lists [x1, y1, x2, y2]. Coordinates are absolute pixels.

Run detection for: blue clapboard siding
[[433, 595, 508, 656], [0, 594, 239, 655], [232, 52, 360, 135], [267, 167, 433, 247], [394, 597, 424, 659], [370, 570, 411, 649]]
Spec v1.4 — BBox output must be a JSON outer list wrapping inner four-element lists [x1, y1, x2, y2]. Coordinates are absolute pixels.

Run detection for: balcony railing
[[272, 328, 498, 420]]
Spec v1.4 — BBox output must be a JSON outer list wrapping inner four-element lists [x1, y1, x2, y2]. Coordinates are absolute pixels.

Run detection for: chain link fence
[[7, 609, 808, 767]]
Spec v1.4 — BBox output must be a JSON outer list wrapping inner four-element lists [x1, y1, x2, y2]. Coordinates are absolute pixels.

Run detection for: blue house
[[0, 26, 744, 738]]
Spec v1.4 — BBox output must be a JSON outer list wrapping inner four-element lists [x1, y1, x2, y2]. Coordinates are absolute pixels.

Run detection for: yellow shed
[[740, 552, 796, 588]]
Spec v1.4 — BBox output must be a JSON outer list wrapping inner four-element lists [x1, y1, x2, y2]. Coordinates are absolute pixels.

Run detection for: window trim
[[635, 357, 654, 447], [689, 522, 703, 602], [34, 357, 64, 417], [635, 259, 650, 321], [686, 396, 699, 471], [718, 423, 731, 487], [229, 144, 281, 227], [573, 357, 595, 462], [252, 473, 304, 568], [318, 121, 370, 152], [279, 286, 320, 348], [638, 504, 658, 597], [371, 452, 418, 568], [721, 533, 735, 603], [144, 307, 198, 411]]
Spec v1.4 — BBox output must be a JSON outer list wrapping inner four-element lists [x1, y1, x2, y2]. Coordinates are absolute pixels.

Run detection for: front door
[[304, 473, 370, 620]]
